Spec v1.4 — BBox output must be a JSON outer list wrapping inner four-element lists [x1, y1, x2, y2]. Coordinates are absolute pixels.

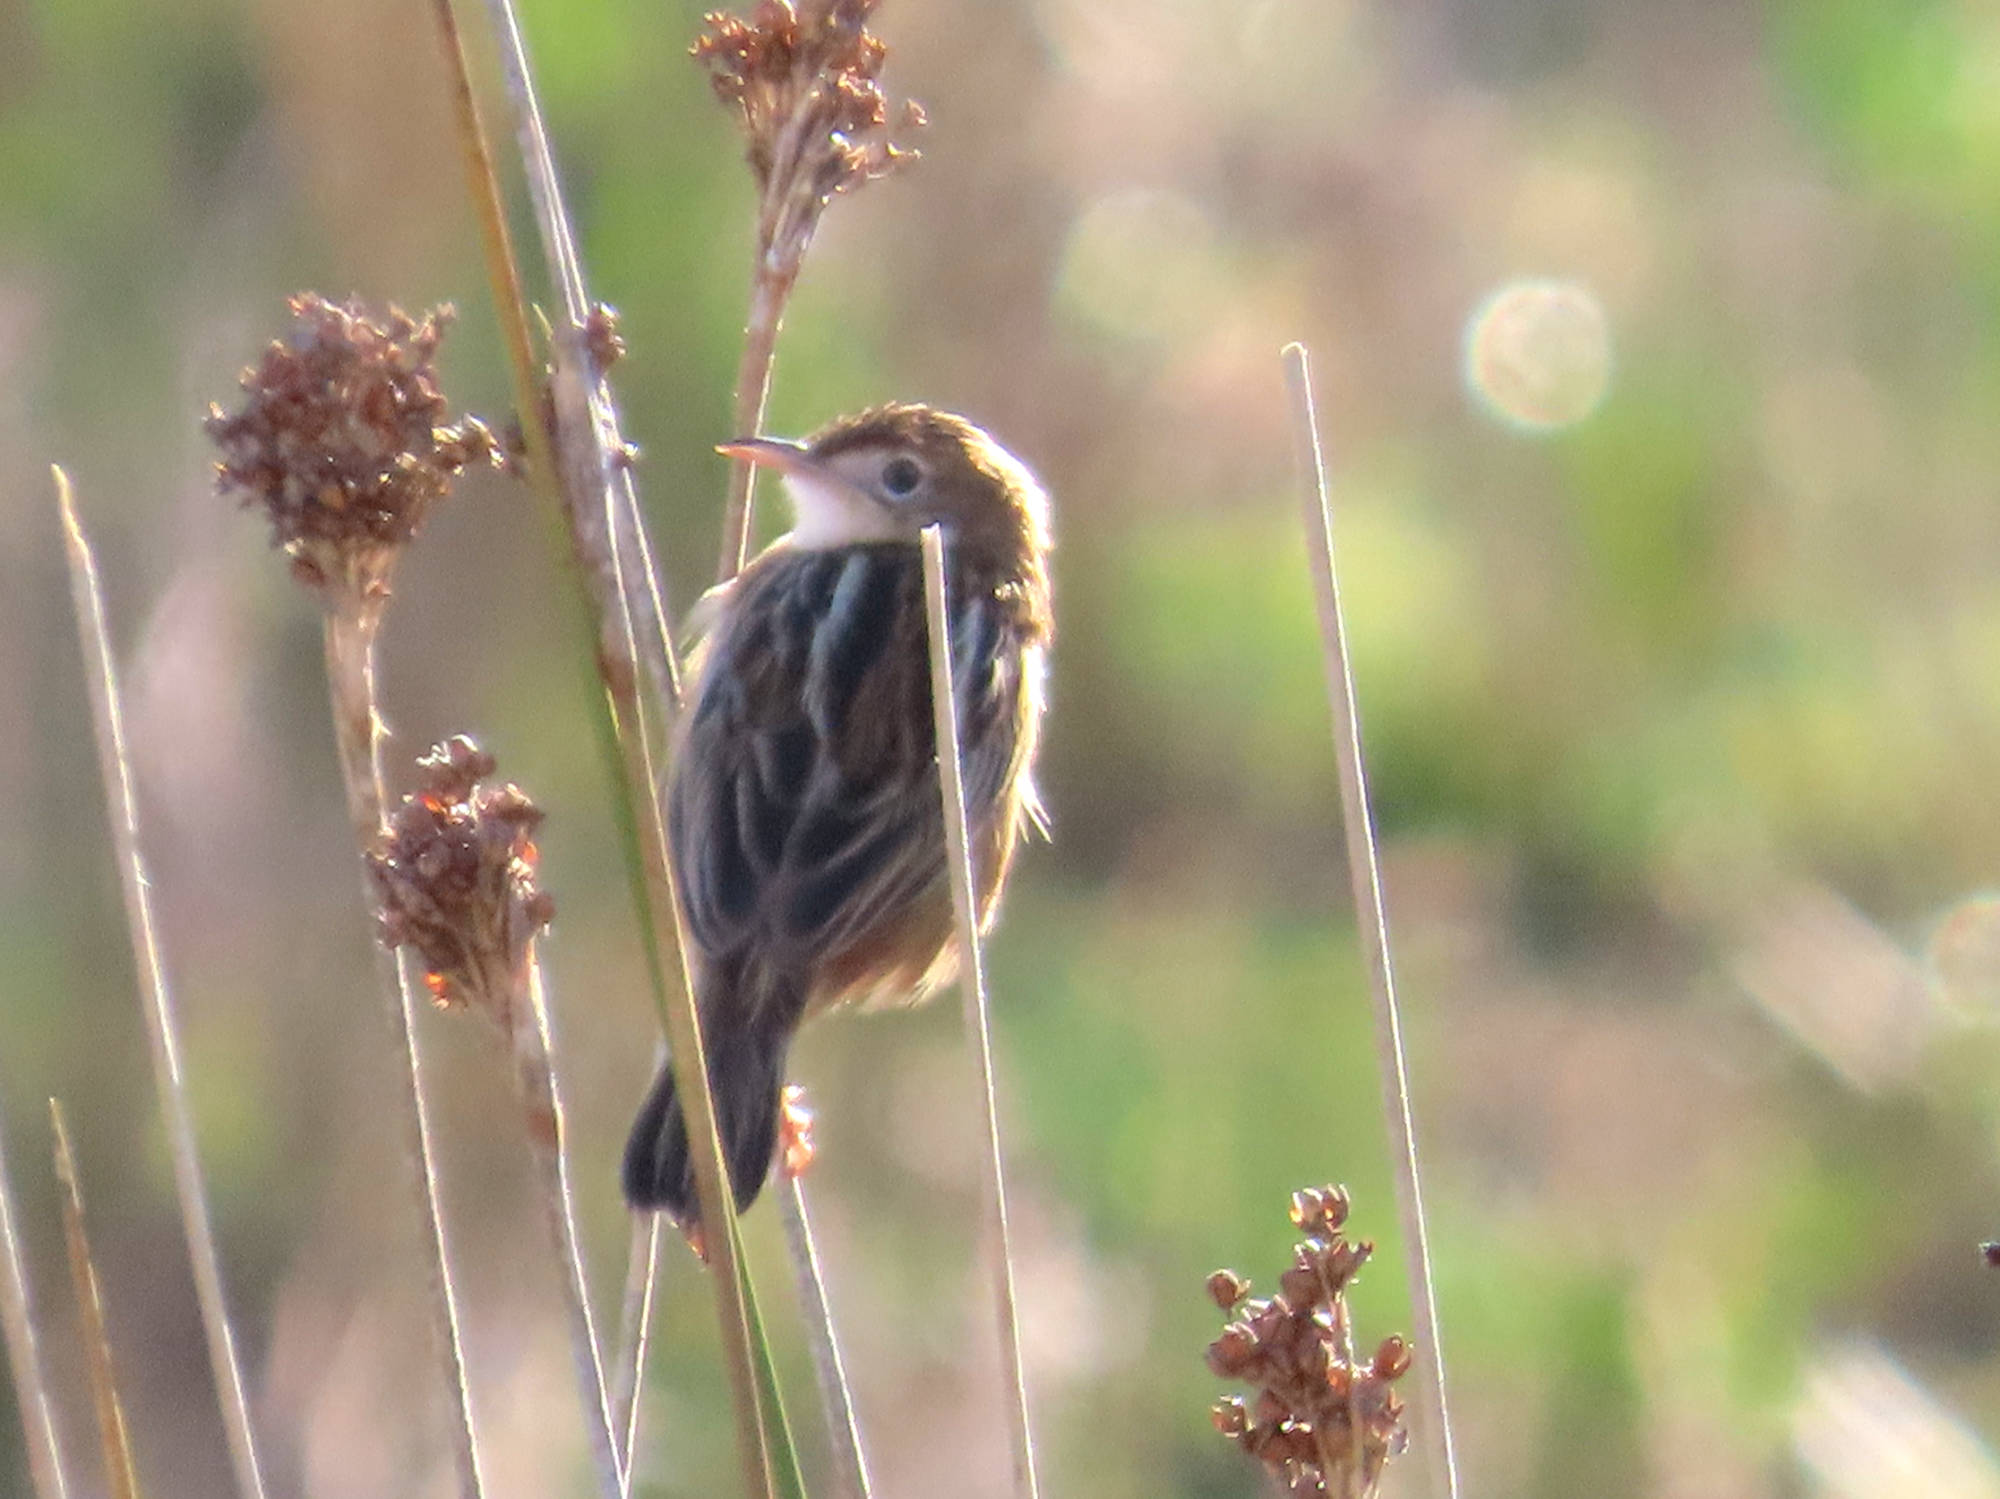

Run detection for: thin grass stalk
[[611, 1212, 659, 1475], [718, 278, 783, 581], [430, 0, 679, 728], [0, 1099, 70, 1499], [47, 1101, 138, 1499], [917, 525, 1041, 1499], [54, 471, 268, 1499], [1281, 341, 1459, 1499], [322, 608, 487, 1499], [424, 10, 780, 1496], [735, 1261, 807, 1499], [778, 1176, 871, 1499], [476, 0, 682, 714], [511, 953, 625, 1499]]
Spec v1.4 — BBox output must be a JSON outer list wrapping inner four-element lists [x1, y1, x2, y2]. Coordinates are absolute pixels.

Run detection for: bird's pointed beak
[[716, 436, 815, 475], [717, 435, 888, 523]]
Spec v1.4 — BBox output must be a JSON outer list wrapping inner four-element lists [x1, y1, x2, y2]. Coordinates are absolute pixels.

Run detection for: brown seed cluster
[[1207, 1187, 1411, 1498], [368, 737, 554, 1030], [206, 294, 496, 605], [692, 1, 922, 262], [583, 301, 627, 373]]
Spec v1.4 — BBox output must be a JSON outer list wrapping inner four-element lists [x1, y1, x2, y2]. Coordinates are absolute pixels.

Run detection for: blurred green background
[[7, 0, 2000, 1495]]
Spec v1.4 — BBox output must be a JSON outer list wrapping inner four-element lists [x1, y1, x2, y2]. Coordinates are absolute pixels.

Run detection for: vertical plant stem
[[54, 471, 268, 1499], [0, 1100, 70, 1499], [322, 608, 487, 1499], [47, 1101, 138, 1499], [611, 1212, 659, 1477], [734, 1258, 806, 1499], [510, 954, 625, 1499], [717, 275, 786, 581], [459, 13, 857, 1493], [1282, 341, 1459, 1499], [428, 9, 779, 1495], [778, 1176, 871, 1499], [918, 525, 1041, 1499], [475, 0, 683, 714], [600, 482, 780, 1499]]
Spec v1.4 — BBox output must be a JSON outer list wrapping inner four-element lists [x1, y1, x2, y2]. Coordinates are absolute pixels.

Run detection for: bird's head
[[719, 404, 1050, 578]]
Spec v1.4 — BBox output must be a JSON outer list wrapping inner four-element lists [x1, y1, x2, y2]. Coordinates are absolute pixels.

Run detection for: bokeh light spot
[[1463, 278, 1613, 432], [1057, 188, 1222, 344], [1928, 894, 2000, 1014]]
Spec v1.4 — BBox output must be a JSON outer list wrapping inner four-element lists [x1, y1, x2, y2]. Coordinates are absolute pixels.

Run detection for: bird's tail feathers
[[621, 964, 800, 1222]]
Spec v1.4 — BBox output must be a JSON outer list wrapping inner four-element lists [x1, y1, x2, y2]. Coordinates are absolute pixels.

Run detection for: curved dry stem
[[918, 525, 1041, 1499], [0, 1097, 70, 1499], [56, 471, 268, 1499], [778, 1176, 871, 1499], [512, 954, 625, 1499], [322, 608, 487, 1499], [1282, 341, 1458, 1499]]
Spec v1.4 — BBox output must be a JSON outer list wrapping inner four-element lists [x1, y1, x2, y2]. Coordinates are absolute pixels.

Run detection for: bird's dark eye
[[881, 455, 923, 497]]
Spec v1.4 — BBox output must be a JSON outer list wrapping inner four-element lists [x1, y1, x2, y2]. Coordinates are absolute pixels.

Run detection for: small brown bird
[[622, 404, 1053, 1222]]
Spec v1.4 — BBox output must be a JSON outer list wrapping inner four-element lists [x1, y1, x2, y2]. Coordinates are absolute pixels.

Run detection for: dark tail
[[621, 968, 798, 1221]]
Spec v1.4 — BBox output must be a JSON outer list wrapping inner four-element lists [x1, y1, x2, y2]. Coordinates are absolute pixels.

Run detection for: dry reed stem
[[513, 955, 625, 1499], [597, 477, 779, 1499], [778, 1175, 872, 1499], [47, 1101, 138, 1499], [436, 5, 871, 1488], [1282, 342, 1459, 1499], [717, 277, 783, 581], [54, 471, 268, 1499], [478, 0, 683, 713], [427, 9, 776, 1494], [919, 524, 1041, 1499], [0, 1098, 70, 1499], [611, 1212, 660, 1475], [426, 0, 562, 535], [456, 9, 874, 1488], [322, 609, 487, 1499]]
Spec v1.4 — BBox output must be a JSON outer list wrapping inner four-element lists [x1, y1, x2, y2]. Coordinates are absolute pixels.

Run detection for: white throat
[[779, 470, 904, 549]]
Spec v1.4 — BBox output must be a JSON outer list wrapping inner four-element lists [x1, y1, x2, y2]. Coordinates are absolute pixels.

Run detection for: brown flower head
[[369, 737, 554, 1030], [692, 1, 923, 272], [207, 294, 496, 607], [1206, 1186, 1410, 1498]]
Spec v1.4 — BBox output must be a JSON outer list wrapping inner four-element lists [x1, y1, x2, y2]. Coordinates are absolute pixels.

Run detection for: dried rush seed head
[[693, 0, 923, 264], [1206, 1186, 1411, 1498], [369, 737, 554, 1030], [207, 294, 496, 608]]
